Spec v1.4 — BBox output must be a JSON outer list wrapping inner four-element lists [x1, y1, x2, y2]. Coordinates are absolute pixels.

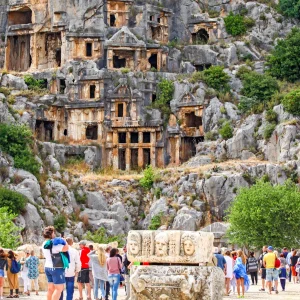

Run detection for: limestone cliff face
[[0, 0, 300, 243]]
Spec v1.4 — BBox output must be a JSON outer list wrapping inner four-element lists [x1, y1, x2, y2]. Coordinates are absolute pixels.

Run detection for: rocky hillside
[[1, 0, 300, 244]]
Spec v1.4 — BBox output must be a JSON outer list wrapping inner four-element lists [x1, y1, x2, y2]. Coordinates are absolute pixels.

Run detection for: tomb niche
[[127, 230, 225, 300], [192, 28, 209, 44], [8, 6, 32, 26], [46, 33, 62, 68], [107, 0, 133, 28]]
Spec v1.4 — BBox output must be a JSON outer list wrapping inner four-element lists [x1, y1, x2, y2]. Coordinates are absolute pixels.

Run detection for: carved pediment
[[179, 92, 196, 104], [105, 26, 146, 48]]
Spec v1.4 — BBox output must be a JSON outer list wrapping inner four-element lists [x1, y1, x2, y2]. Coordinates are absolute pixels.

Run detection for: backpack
[[275, 254, 280, 268], [10, 260, 21, 274]]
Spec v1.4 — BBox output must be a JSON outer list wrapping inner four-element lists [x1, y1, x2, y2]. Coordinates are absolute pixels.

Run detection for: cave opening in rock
[[110, 14, 116, 27], [143, 148, 151, 168], [118, 132, 127, 143], [194, 64, 211, 72], [149, 53, 158, 70], [143, 132, 151, 143], [131, 148, 138, 170], [90, 85, 96, 99], [35, 120, 54, 142], [86, 43, 92, 57], [192, 28, 209, 45], [117, 103, 124, 117], [59, 79, 66, 94], [118, 148, 126, 170], [86, 125, 98, 140], [56, 48, 61, 67], [185, 112, 202, 128], [181, 137, 204, 162], [130, 132, 139, 143], [113, 55, 126, 68]]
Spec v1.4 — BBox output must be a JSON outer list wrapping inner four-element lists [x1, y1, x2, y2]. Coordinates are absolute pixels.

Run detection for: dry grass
[[80, 171, 143, 184], [63, 161, 91, 174]]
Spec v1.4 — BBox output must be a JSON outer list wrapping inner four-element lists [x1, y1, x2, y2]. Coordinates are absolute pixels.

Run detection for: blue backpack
[[10, 260, 21, 274]]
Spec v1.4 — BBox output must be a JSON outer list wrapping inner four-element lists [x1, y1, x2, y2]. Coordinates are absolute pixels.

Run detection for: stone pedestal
[[130, 265, 225, 300]]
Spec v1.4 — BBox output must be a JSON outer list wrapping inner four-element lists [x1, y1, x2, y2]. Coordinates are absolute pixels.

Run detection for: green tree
[[282, 88, 300, 115], [53, 215, 67, 232], [0, 124, 40, 175], [139, 165, 155, 190], [241, 71, 279, 102], [148, 212, 163, 230], [85, 227, 125, 247], [279, 0, 300, 19], [267, 28, 300, 82], [0, 187, 27, 214], [0, 207, 21, 249], [226, 180, 300, 248], [203, 66, 230, 92]]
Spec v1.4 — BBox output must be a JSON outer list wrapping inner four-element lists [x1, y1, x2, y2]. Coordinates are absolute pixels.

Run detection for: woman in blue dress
[[233, 250, 250, 298]]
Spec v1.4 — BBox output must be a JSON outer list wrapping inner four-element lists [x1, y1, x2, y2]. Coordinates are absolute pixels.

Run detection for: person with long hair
[[224, 251, 233, 296], [290, 250, 299, 284], [42, 226, 69, 300], [233, 250, 249, 298], [88, 247, 109, 300], [7, 250, 19, 298], [246, 251, 258, 285], [0, 249, 8, 300], [106, 248, 122, 300]]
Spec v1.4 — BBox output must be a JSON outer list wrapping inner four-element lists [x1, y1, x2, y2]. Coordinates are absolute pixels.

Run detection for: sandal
[[13, 295, 19, 298], [6, 296, 14, 299]]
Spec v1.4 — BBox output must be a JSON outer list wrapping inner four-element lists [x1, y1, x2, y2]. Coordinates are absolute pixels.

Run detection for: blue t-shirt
[[214, 253, 226, 269]]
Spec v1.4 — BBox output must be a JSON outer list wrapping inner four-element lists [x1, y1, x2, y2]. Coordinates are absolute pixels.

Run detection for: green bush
[[224, 12, 255, 36], [148, 212, 163, 230], [53, 215, 67, 232], [265, 109, 278, 123], [203, 66, 230, 92], [282, 88, 300, 115], [0, 207, 21, 249], [0, 187, 27, 214], [267, 28, 300, 82], [0, 124, 40, 175], [24, 75, 47, 90], [241, 71, 279, 102], [74, 190, 87, 204], [139, 165, 155, 190], [264, 123, 276, 140], [189, 71, 204, 84], [278, 0, 300, 19], [85, 227, 125, 247], [219, 122, 233, 140]]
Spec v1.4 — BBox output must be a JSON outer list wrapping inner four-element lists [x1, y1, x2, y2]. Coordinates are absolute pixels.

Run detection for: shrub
[[224, 12, 254, 36], [265, 109, 278, 123], [85, 227, 125, 247], [24, 75, 47, 90], [0, 207, 21, 249], [282, 89, 300, 115], [189, 71, 204, 84], [74, 190, 87, 204], [236, 66, 252, 79], [219, 121, 233, 140], [267, 28, 300, 82], [241, 71, 279, 102], [205, 131, 219, 141], [264, 123, 276, 140], [139, 165, 155, 190], [279, 0, 300, 19], [0, 187, 27, 214], [203, 66, 230, 92], [0, 124, 40, 175], [53, 215, 67, 232], [148, 212, 163, 230]]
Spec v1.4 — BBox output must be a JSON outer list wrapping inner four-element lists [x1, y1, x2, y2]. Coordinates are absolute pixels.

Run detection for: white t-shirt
[[224, 256, 233, 278], [42, 241, 64, 268], [65, 247, 81, 277]]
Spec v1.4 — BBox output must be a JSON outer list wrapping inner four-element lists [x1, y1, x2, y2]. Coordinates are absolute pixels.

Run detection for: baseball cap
[[268, 246, 273, 251], [79, 240, 86, 245]]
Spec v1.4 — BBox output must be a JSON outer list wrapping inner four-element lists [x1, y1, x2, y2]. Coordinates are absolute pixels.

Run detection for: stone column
[[151, 131, 156, 167], [112, 131, 118, 170], [138, 131, 143, 168]]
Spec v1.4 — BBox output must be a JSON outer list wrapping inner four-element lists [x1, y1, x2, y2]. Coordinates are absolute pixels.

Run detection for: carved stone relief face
[[183, 239, 195, 256], [155, 232, 169, 256], [128, 240, 140, 255]]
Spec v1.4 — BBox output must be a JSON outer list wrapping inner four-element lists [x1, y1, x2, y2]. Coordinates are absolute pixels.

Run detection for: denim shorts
[[45, 267, 65, 285], [0, 269, 4, 277], [266, 268, 279, 282]]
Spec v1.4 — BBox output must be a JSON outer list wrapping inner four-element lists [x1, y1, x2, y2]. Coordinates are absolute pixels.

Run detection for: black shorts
[[261, 268, 266, 279], [78, 268, 90, 283]]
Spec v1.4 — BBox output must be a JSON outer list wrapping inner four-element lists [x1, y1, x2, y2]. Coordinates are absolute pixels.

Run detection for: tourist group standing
[[214, 245, 300, 298], [42, 226, 130, 300]]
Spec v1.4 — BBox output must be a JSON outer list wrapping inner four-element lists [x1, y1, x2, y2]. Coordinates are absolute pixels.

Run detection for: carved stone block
[[127, 230, 214, 264], [130, 266, 225, 300]]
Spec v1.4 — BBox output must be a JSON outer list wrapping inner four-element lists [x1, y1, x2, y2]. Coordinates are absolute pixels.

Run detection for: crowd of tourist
[[214, 245, 300, 298], [1, 226, 300, 300]]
